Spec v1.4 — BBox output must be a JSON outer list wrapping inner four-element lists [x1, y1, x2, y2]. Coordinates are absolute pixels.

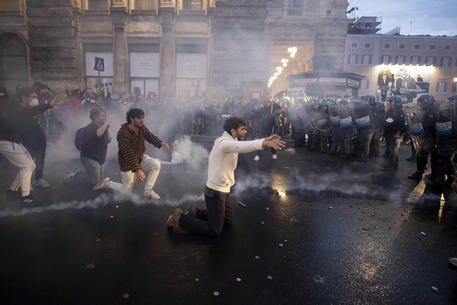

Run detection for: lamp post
[[453, 77, 457, 93]]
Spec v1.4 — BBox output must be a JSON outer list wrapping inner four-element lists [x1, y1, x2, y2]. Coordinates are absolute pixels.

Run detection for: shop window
[[84, 48, 113, 93], [361, 78, 369, 89], [129, 50, 160, 97], [176, 48, 207, 101]]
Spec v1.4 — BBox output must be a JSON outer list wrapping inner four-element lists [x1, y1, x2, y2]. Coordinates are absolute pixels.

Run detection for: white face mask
[[28, 98, 39, 107]]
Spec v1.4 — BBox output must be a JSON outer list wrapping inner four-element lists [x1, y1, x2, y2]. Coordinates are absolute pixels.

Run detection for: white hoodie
[[206, 131, 264, 193]]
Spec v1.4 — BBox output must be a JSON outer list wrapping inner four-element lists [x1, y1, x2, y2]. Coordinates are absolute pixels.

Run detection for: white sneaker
[[93, 177, 110, 190], [272, 154, 277, 160], [450, 257, 457, 268], [253, 155, 260, 161], [144, 189, 160, 200], [34, 178, 51, 188]]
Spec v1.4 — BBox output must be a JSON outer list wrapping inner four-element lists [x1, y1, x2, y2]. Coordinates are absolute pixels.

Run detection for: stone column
[[159, 8, 176, 102], [27, 1, 78, 90], [72, 4, 84, 89], [111, 7, 128, 95]]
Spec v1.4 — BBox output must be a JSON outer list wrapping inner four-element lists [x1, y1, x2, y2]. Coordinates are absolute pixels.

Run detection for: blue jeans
[[179, 187, 234, 236], [80, 156, 103, 185]]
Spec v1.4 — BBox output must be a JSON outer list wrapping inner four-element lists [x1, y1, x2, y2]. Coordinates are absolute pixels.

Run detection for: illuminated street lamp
[[453, 77, 457, 93], [288, 46, 297, 58]]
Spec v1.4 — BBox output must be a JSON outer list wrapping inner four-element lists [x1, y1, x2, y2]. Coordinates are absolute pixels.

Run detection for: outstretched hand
[[262, 134, 286, 150], [161, 142, 170, 151]]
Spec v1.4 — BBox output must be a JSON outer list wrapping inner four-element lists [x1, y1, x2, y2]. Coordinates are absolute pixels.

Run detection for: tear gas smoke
[[0, 192, 204, 219], [233, 169, 374, 198], [163, 135, 209, 169], [161, 193, 204, 207]]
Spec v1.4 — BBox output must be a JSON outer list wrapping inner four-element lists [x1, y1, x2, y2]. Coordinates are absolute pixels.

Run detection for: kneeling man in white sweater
[[167, 117, 285, 236]]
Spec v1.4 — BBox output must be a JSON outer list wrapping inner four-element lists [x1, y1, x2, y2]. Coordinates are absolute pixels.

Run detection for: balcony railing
[[131, 0, 159, 11], [160, 0, 175, 7]]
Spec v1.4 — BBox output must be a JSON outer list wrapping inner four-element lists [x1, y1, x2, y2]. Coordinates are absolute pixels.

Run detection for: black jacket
[[8, 102, 52, 150], [0, 97, 19, 142], [384, 106, 405, 136]]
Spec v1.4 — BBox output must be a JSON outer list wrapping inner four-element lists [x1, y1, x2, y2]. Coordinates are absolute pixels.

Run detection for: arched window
[[0, 33, 28, 90]]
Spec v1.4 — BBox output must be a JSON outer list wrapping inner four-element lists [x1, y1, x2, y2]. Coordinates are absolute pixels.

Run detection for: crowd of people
[[0, 84, 64, 203], [0, 81, 456, 266], [0, 83, 286, 203]]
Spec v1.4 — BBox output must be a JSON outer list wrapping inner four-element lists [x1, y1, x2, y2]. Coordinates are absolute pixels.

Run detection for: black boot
[[408, 171, 423, 181]]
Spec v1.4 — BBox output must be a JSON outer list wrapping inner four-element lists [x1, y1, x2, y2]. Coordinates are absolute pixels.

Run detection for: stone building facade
[[0, 0, 349, 102], [344, 34, 457, 101]]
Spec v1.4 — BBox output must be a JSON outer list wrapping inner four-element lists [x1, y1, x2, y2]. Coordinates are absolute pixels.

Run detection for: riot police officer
[[383, 95, 406, 170], [408, 94, 436, 181], [328, 99, 341, 155], [367, 95, 385, 159], [338, 99, 354, 160], [353, 99, 374, 163], [425, 93, 457, 188]]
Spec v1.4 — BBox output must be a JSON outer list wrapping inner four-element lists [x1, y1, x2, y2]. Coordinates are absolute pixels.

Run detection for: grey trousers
[[80, 156, 103, 185]]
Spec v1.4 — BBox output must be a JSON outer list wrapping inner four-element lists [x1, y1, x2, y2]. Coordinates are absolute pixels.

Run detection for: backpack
[[74, 127, 86, 151]]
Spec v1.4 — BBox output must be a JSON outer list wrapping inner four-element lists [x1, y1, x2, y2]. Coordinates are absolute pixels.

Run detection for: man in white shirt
[[167, 117, 285, 236]]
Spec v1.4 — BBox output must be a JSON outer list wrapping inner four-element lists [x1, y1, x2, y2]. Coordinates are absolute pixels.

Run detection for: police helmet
[[448, 94, 457, 101], [417, 93, 436, 104], [417, 93, 436, 111], [366, 95, 376, 106]]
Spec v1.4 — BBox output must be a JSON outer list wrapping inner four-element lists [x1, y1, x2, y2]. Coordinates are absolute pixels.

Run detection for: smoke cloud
[[164, 135, 209, 169], [0, 191, 205, 219]]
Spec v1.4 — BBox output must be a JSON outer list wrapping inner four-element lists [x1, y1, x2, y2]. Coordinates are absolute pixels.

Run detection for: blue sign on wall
[[94, 57, 105, 72]]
